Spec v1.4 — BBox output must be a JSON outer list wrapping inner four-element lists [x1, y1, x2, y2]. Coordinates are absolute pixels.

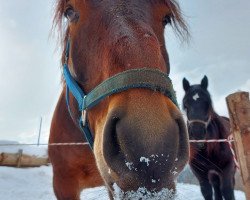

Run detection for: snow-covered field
[[0, 165, 246, 200], [0, 141, 246, 199]]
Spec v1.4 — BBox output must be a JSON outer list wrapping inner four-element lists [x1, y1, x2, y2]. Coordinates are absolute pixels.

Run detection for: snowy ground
[[0, 165, 246, 200], [0, 142, 246, 199]]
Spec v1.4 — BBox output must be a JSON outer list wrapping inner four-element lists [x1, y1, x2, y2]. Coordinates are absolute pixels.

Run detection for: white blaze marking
[[193, 93, 200, 101]]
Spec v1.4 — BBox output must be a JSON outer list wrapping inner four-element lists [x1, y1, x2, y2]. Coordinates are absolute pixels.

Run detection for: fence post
[[226, 91, 250, 199], [37, 117, 43, 146], [16, 149, 23, 168]]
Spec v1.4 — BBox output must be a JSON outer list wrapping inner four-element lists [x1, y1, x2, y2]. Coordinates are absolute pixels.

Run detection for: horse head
[[183, 76, 213, 143], [54, 0, 189, 197]]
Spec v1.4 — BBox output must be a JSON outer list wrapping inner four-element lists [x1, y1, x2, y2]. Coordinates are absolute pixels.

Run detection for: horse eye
[[64, 7, 79, 22], [162, 15, 172, 26]]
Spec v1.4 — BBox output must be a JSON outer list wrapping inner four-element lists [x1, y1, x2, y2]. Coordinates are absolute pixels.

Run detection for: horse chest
[[190, 148, 225, 171]]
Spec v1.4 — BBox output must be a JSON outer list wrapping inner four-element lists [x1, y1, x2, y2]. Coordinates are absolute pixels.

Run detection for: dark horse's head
[[182, 76, 212, 142], [54, 0, 189, 197]]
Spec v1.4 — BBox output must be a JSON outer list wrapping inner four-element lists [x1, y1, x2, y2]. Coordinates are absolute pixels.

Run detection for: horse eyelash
[[163, 15, 172, 26]]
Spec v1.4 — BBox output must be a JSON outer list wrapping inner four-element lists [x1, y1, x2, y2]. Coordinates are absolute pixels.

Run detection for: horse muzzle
[[100, 92, 188, 194]]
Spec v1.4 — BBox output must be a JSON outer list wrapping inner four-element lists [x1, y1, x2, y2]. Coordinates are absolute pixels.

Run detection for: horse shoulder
[[49, 87, 103, 189]]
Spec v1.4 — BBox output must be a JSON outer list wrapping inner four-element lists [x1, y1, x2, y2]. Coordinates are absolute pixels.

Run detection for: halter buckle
[[82, 110, 87, 127]]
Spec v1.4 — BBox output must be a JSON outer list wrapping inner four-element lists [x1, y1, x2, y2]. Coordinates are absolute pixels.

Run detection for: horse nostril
[[105, 117, 120, 155], [103, 115, 125, 174]]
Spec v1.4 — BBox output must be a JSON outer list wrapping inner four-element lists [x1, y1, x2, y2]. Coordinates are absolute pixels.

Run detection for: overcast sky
[[0, 0, 249, 143]]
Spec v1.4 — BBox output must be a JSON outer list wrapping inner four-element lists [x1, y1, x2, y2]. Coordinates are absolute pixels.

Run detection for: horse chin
[[104, 174, 176, 200], [100, 166, 177, 199], [111, 182, 176, 200], [95, 155, 178, 199]]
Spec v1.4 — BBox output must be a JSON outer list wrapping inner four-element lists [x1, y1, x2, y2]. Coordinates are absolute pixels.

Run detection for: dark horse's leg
[[221, 178, 235, 200], [190, 163, 213, 200], [199, 179, 213, 200], [209, 173, 222, 200], [220, 164, 236, 200]]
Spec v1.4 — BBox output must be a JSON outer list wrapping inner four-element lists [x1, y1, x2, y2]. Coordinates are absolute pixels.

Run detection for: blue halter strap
[[63, 40, 179, 150]]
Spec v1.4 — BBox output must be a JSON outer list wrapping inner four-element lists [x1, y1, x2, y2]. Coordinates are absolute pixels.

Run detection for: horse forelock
[[52, 0, 189, 64], [182, 86, 213, 111]]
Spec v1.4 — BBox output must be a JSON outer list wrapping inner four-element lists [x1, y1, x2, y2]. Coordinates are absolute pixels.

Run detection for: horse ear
[[183, 78, 190, 92], [201, 75, 208, 90]]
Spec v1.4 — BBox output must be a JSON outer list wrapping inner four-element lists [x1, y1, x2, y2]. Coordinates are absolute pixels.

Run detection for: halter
[[187, 116, 211, 129], [63, 39, 179, 150]]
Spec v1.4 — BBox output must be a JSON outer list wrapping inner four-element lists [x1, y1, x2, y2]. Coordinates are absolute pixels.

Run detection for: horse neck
[[205, 112, 230, 155], [209, 111, 230, 137], [206, 112, 220, 137]]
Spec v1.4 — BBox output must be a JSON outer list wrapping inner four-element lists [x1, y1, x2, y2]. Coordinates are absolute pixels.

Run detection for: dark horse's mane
[[207, 113, 229, 155], [52, 0, 189, 66], [200, 91, 230, 155]]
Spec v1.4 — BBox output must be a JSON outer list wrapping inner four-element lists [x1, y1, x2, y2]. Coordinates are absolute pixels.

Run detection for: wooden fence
[[226, 91, 250, 200], [0, 149, 49, 167]]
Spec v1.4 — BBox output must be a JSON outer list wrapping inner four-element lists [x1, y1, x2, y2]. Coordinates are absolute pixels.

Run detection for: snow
[[0, 166, 54, 200], [125, 161, 134, 170], [0, 142, 246, 199], [113, 183, 175, 200], [140, 157, 151, 166], [0, 165, 246, 200]]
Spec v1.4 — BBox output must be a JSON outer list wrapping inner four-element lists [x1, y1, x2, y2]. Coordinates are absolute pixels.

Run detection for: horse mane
[[206, 111, 230, 155], [163, 0, 189, 41], [52, 0, 189, 54]]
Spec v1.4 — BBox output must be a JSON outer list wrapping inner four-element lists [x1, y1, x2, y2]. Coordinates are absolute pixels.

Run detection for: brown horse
[[49, 0, 189, 199]]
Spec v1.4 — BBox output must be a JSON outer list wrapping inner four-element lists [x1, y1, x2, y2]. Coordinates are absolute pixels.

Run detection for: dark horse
[[49, 0, 189, 199], [182, 76, 236, 200]]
